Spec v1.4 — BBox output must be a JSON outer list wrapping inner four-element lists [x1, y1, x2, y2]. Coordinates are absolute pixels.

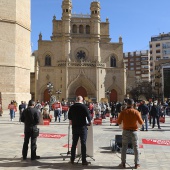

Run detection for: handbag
[[32, 128, 39, 138]]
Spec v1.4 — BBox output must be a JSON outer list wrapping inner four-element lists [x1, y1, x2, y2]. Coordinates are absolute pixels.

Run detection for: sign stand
[[60, 124, 71, 160]]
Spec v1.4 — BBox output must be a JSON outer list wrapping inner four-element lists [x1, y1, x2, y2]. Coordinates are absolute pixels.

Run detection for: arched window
[[79, 25, 84, 34], [110, 56, 116, 67], [86, 25, 90, 34], [45, 55, 51, 66], [72, 24, 77, 33]]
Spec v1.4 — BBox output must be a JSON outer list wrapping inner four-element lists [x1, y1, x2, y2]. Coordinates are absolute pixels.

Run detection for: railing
[[57, 60, 105, 67], [71, 13, 91, 18]]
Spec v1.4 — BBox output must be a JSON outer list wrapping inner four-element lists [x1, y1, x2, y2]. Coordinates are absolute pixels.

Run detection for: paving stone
[[0, 110, 170, 169]]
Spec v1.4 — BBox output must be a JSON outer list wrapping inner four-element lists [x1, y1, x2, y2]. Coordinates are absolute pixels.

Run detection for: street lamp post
[[47, 82, 54, 97], [56, 89, 62, 100], [46, 82, 54, 110]]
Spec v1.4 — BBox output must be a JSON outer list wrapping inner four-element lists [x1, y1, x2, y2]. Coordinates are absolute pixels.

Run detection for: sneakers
[[118, 163, 126, 168], [135, 164, 140, 169], [31, 155, 40, 160], [82, 161, 91, 166]]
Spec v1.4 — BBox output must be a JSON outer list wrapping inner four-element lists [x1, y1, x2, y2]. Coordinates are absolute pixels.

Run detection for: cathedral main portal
[[75, 86, 87, 99]]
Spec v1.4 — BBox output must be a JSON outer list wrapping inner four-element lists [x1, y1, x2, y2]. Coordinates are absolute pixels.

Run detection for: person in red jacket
[[52, 101, 62, 122], [8, 101, 15, 121]]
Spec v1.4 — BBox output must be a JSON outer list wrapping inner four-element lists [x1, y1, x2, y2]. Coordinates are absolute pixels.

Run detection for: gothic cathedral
[[35, 0, 126, 103]]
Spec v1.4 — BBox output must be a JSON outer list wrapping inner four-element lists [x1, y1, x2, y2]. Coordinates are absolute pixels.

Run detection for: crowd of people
[[6, 98, 170, 128], [5, 97, 170, 168]]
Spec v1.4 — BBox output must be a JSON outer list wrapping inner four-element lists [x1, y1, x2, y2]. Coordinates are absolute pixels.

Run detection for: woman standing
[[8, 101, 15, 121]]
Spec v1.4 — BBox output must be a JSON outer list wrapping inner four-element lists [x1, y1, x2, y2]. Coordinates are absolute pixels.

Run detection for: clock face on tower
[[76, 50, 86, 60]]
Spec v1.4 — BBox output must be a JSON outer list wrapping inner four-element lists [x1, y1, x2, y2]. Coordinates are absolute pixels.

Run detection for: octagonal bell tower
[[61, 0, 72, 61], [90, 1, 101, 61], [0, 0, 31, 108]]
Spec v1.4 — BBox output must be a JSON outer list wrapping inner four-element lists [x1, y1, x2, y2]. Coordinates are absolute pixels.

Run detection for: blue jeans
[[54, 109, 61, 122], [141, 114, 148, 130], [63, 111, 68, 120], [10, 110, 14, 120], [95, 113, 99, 118], [121, 130, 140, 165]]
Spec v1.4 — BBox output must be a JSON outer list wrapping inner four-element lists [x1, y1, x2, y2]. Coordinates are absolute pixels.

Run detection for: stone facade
[[34, 0, 126, 103], [0, 0, 31, 108]]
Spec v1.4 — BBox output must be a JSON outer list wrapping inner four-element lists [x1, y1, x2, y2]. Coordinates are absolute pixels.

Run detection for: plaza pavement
[[0, 110, 170, 170]]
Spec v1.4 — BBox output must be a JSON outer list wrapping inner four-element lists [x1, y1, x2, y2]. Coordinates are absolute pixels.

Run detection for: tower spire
[[62, 0, 72, 19]]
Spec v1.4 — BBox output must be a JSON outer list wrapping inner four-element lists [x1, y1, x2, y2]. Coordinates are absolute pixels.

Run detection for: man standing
[[68, 96, 91, 165], [35, 100, 42, 114], [138, 100, 149, 131], [117, 99, 144, 169], [19, 101, 26, 123], [52, 101, 62, 122], [150, 101, 161, 129], [21, 100, 40, 160]]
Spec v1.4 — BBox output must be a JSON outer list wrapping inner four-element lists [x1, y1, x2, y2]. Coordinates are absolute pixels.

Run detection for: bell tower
[[61, 0, 72, 60], [0, 0, 31, 107], [90, 1, 101, 61]]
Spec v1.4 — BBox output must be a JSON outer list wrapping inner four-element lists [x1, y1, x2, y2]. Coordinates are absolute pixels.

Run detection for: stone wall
[[0, 0, 31, 108]]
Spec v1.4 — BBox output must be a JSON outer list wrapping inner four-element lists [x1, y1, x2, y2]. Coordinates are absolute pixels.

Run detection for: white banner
[[77, 124, 94, 157]]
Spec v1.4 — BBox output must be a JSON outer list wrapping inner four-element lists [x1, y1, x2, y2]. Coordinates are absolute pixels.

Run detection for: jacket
[[138, 104, 149, 115], [117, 107, 144, 131], [21, 107, 39, 132], [150, 105, 161, 117], [68, 103, 91, 128]]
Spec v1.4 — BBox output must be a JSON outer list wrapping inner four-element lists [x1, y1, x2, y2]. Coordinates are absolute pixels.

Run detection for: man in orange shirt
[[117, 99, 144, 169]]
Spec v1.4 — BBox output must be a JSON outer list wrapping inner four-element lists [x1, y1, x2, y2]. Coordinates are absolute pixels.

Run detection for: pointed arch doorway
[[75, 86, 87, 99], [44, 89, 50, 102], [110, 89, 117, 102]]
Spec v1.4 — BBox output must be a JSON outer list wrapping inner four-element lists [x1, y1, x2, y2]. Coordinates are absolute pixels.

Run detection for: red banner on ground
[[21, 133, 66, 139], [142, 139, 170, 146], [139, 144, 143, 148], [63, 144, 72, 148]]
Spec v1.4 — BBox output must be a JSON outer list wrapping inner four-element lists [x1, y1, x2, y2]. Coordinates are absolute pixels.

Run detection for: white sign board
[[77, 124, 94, 157]]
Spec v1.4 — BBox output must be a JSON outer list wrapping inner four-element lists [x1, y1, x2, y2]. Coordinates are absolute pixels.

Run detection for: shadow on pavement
[[0, 158, 133, 169]]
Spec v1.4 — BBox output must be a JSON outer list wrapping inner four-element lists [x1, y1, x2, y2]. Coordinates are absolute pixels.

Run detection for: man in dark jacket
[[138, 100, 149, 131], [150, 101, 161, 129], [21, 100, 40, 160], [68, 96, 91, 166], [19, 101, 26, 123]]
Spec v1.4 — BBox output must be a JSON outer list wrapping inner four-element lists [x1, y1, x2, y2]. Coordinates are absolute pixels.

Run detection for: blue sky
[[31, 0, 170, 53]]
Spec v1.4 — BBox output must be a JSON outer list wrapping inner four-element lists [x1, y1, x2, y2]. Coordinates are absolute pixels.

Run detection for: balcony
[[141, 74, 149, 78], [141, 65, 149, 69]]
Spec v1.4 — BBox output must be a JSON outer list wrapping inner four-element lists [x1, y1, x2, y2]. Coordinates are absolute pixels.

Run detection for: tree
[[128, 81, 156, 102]]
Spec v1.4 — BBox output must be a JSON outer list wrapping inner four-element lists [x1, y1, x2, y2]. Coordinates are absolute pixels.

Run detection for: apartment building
[[124, 50, 150, 83], [149, 32, 170, 83], [155, 59, 170, 101]]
